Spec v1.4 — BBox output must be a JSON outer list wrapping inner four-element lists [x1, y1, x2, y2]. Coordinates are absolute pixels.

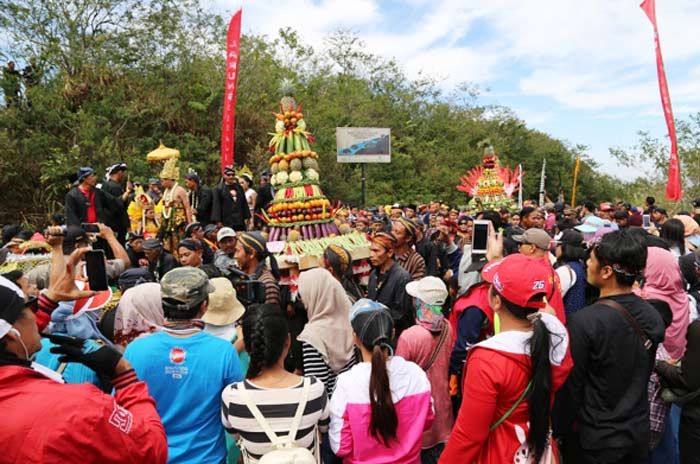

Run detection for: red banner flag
[[220, 9, 242, 174], [640, 0, 682, 201]]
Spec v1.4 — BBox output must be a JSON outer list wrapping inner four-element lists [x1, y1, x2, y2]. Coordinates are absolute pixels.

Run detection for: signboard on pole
[[336, 127, 391, 163]]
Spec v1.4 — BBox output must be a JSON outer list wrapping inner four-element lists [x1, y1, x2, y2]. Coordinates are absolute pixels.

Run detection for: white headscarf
[[297, 268, 355, 372]]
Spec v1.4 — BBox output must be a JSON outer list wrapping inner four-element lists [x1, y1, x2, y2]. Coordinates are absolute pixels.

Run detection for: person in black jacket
[[555, 230, 665, 463], [254, 170, 274, 229], [184, 171, 213, 226], [414, 220, 441, 278], [101, 162, 133, 244], [366, 232, 413, 337], [141, 238, 178, 281], [680, 251, 700, 306], [126, 233, 145, 268], [656, 320, 700, 464], [211, 165, 250, 231], [64, 167, 112, 226]]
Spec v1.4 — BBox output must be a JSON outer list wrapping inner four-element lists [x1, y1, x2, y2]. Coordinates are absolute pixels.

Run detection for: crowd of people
[[2, 161, 700, 464]]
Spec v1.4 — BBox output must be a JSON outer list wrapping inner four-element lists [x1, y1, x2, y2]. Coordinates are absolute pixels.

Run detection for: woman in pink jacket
[[329, 299, 434, 463]]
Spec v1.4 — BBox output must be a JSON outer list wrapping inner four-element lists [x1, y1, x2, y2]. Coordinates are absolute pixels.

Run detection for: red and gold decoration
[[457, 143, 521, 211], [261, 93, 340, 241]]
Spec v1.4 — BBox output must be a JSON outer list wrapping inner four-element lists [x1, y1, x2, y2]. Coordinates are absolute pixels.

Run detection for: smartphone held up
[[85, 250, 109, 291], [471, 220, 490, 254]]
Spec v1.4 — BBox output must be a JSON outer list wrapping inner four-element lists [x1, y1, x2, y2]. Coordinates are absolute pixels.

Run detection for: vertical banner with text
[[640, 0, 682, 201], [220, 9, 242, 174]]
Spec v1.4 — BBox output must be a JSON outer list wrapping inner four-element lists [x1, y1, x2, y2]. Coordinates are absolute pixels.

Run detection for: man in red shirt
[[65, 167, 111, 226]]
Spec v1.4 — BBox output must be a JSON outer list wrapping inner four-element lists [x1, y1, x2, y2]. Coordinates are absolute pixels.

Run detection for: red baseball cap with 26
[[481, 254, 556, 309]]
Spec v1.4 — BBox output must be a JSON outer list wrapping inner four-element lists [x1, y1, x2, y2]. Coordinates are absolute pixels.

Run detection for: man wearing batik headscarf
[[212, 165, 250, 232], [235, 232, 280, 308], [367, 232, 414, 336], [392, 217, 426, 281]]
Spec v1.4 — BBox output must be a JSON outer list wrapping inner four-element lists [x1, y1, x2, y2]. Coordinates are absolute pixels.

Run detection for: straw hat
[[202, 278, 245, 326]]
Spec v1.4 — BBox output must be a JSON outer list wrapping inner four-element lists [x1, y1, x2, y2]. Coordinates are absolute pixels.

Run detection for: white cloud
[[215, 0, 381, 39], [219, 0, 700, 111], [206, 0, 700, 181], [480, 0, 700, 110]]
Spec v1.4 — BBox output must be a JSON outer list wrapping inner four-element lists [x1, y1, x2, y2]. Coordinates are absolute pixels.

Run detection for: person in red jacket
[[0, 258, 168, 463], [440, 254, 573, 463]]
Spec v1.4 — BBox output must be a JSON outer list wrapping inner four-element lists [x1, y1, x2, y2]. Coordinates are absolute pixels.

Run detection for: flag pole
[[571, 156, 581, 206], [517, 164, 523, 209], [640, 0, 682, 201], [538, 158, 546, 206]]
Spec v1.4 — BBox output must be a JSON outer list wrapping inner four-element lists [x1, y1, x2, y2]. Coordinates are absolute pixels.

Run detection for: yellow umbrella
[[146, 142, 180, 161]]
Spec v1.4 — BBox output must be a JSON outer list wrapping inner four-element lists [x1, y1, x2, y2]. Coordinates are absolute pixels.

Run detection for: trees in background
[[611, 113, 700, 210], [1, 0, 626, 226]]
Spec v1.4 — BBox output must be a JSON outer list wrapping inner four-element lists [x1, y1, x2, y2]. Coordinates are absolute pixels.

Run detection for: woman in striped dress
[[221, 304, 329, 463]]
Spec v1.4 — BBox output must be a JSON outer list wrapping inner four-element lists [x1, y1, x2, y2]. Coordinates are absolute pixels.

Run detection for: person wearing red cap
[[440, 253, 572, 463], [510, 228, 567, 323]]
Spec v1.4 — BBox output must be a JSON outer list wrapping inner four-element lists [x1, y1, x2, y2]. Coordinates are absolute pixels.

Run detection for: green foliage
[[610, 112, 700, 210], [1, 0, 624, 226]]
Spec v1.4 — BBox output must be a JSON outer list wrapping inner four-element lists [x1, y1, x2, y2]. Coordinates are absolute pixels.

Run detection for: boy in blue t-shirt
[[125, 267, 244, 464]]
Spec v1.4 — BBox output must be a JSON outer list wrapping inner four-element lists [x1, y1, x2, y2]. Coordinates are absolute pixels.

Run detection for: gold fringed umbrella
[[146, 142, 180, 161]]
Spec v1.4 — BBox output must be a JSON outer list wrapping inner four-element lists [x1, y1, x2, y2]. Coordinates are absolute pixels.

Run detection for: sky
[[214, 0, 700, 181]]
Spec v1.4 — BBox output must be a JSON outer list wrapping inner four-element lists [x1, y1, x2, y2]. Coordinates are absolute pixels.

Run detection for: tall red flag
[[220, 9, 242, 174], [640, 0, 682, 201]]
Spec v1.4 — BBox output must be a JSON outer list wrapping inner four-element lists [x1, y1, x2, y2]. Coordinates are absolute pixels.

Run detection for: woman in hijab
[[322, 244, 363, 303], [637, 246, 690, 360], [297, 267, 357, 399], [113, 282, 164, 348]]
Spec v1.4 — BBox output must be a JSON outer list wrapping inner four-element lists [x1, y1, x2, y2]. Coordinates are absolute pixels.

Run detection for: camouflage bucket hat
[[160, 267, 215, 308]]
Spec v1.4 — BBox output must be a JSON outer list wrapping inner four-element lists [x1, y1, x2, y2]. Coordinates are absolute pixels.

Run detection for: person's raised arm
[[44, 247, 99, 303], [37, 247, 98, 331], [98, 223, 129, 265], [46, 226, 66, 289]]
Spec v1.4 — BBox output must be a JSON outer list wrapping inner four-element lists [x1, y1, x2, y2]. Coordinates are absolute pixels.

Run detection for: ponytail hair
[[527, 317, 552, 461], [349, 304, 398, 447], [500, 296, 553, 461], [242, 304, 288, 379], [368, 343, 398, 446]]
